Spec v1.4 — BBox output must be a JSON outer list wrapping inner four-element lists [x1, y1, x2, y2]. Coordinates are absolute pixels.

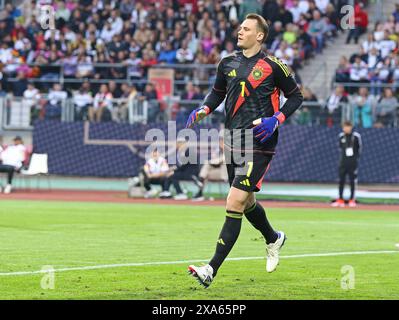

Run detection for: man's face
[[343, 125, 353, 134], [237, 19, 263, 49]]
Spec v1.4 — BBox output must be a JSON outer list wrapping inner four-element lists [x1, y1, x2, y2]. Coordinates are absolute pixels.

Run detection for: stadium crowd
[[0, 0, 381, 126], [334, 2, 399, 128]]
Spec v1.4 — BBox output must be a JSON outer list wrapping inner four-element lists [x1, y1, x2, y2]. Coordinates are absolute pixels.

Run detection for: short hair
[[343, 121, 353, 127], [245, 13, 269, 43]]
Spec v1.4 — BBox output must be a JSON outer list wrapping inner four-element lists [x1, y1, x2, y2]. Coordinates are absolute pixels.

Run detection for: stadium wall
[[32, 122, 399, 184]]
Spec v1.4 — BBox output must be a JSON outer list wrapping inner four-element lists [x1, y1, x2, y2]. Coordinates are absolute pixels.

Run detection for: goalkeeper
[[186, 13, 303, 288]]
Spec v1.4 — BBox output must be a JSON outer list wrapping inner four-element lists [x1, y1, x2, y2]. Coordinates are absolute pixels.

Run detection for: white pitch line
[[0, 250, 398, 277]]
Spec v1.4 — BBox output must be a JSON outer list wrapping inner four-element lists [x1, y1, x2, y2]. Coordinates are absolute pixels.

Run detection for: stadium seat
[[19, 153, 51, 191]]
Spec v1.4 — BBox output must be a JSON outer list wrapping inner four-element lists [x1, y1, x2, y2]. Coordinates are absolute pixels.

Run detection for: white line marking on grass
[[0, 250, 398, 276]]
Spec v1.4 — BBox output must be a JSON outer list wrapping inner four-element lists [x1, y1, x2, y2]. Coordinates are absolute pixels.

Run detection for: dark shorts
[[224, 147, 273, 193]]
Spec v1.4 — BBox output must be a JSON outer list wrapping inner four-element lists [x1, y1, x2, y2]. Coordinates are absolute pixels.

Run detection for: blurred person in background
[[139, 148, 172, 199], [375, 87, 398, 127], [90, 83, 113, 122], [0, 136, 26, 194], [331, 121, 362, 208], [352, 87, 373, 128], [73, 81, 93, 121], [325, 84, 348, 127], [23, 82, 41, 125], [45, 83, 67, 121]]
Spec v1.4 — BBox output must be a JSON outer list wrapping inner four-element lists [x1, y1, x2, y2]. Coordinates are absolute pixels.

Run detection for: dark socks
[[209, 211, 242, 275], [244, 202, 278, 244]]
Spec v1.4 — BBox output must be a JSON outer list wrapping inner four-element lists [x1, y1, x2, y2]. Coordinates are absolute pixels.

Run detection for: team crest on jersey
[[251, 66, 264, 80]]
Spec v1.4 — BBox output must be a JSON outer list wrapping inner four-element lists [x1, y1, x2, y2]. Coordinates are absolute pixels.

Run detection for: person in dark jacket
[[331, 121, 362, 208]]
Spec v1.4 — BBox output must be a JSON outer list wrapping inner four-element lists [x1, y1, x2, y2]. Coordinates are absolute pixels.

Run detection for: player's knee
[[226, 194, 247, 213]]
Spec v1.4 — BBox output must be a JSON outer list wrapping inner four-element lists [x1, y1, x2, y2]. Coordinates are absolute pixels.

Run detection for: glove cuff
[[274, 111, 286, 124], [202, 106, 211, 115]]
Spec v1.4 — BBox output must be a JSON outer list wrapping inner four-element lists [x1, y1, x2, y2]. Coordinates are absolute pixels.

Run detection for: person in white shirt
[[0, 136, 27, 194], [90, 84, 113, 122], [100, 20, 115, 43], [349, 55, 369, 93], [45, 83, 68, 120], [379, 32, 396, 58], [139, 149, 172, 198], [289, 0, 305, 23], [73, 81, 93, 121], [109, 9, 123, 35], [23, 82, 41, 124], [315, 0, 329, 14], [176, 40, 194, 63]]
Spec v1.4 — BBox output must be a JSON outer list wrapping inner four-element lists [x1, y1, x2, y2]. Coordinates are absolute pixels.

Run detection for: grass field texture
[[0, 200, 398, 300]]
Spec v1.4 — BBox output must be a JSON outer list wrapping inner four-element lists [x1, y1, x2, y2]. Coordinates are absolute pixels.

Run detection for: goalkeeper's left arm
[[185, 61, 227, 128]]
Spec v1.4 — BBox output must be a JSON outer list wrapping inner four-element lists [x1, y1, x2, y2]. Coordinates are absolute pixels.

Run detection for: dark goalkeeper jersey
[[209, 50, 300, 152]]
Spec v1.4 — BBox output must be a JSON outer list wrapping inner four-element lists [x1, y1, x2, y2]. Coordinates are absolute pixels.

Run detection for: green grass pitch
[[0, 200, 398, 300]]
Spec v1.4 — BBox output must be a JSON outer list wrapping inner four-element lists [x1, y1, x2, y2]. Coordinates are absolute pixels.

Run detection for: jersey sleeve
[[272, 59, 298, 96], [213, 59, 228, 93], [202, 58, 227, 112], [270, 57, 303, 119]]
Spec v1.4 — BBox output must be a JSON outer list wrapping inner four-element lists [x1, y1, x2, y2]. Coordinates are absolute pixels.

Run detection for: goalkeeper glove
[[185, 106, 211, 129], [253, 111, 286, 143]]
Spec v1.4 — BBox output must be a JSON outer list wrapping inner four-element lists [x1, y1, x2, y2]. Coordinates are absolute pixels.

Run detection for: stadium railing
[[1, 95, 397, 131], [4, 62, 217, 91]]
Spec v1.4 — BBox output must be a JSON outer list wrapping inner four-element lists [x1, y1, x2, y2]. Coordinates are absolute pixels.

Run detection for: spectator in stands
[[11, 71, 28, 97], [138, 83, 160, 123], [392, 55, 399, 89], [239, 0, 262, 21], [375, 87, 398, 127], [90, 84, 113, 122], [124, 51, 143, 81], [73, 81, 93, 121], [158, 42, 177, 64], [176, 39, 194, 63], [112, 83, 134, 123], [297, 27, 314, 60], [289, 0, 305, 24], [0, 136, 27, 194], [325, 85, 349, 127], [308, 10, 327, 54], [263, 0, 280, 25], [94, 52, 111, 80], [45, 83, 67, 121], [379, 31, 397, 59], [277, 0, 294, 26], [75, 54, 94, 79], [108, 80, 122, 99], [23, 82, 41, 125], [362, 32, 380, 54], [349, 55, 369, 94], [325, 2, 339, 35], [133, 22, 152, 47], [140, 51, 158, 78], [352, 87, 373, 128], [371, 56, 392, 96], [393, 3, 399, 23], [297, 86, 317, 126], [346, 2, 368, 44], [100, 19, 115, 43], [275, 41, 296, 69], [315, 0, 329, 14]]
